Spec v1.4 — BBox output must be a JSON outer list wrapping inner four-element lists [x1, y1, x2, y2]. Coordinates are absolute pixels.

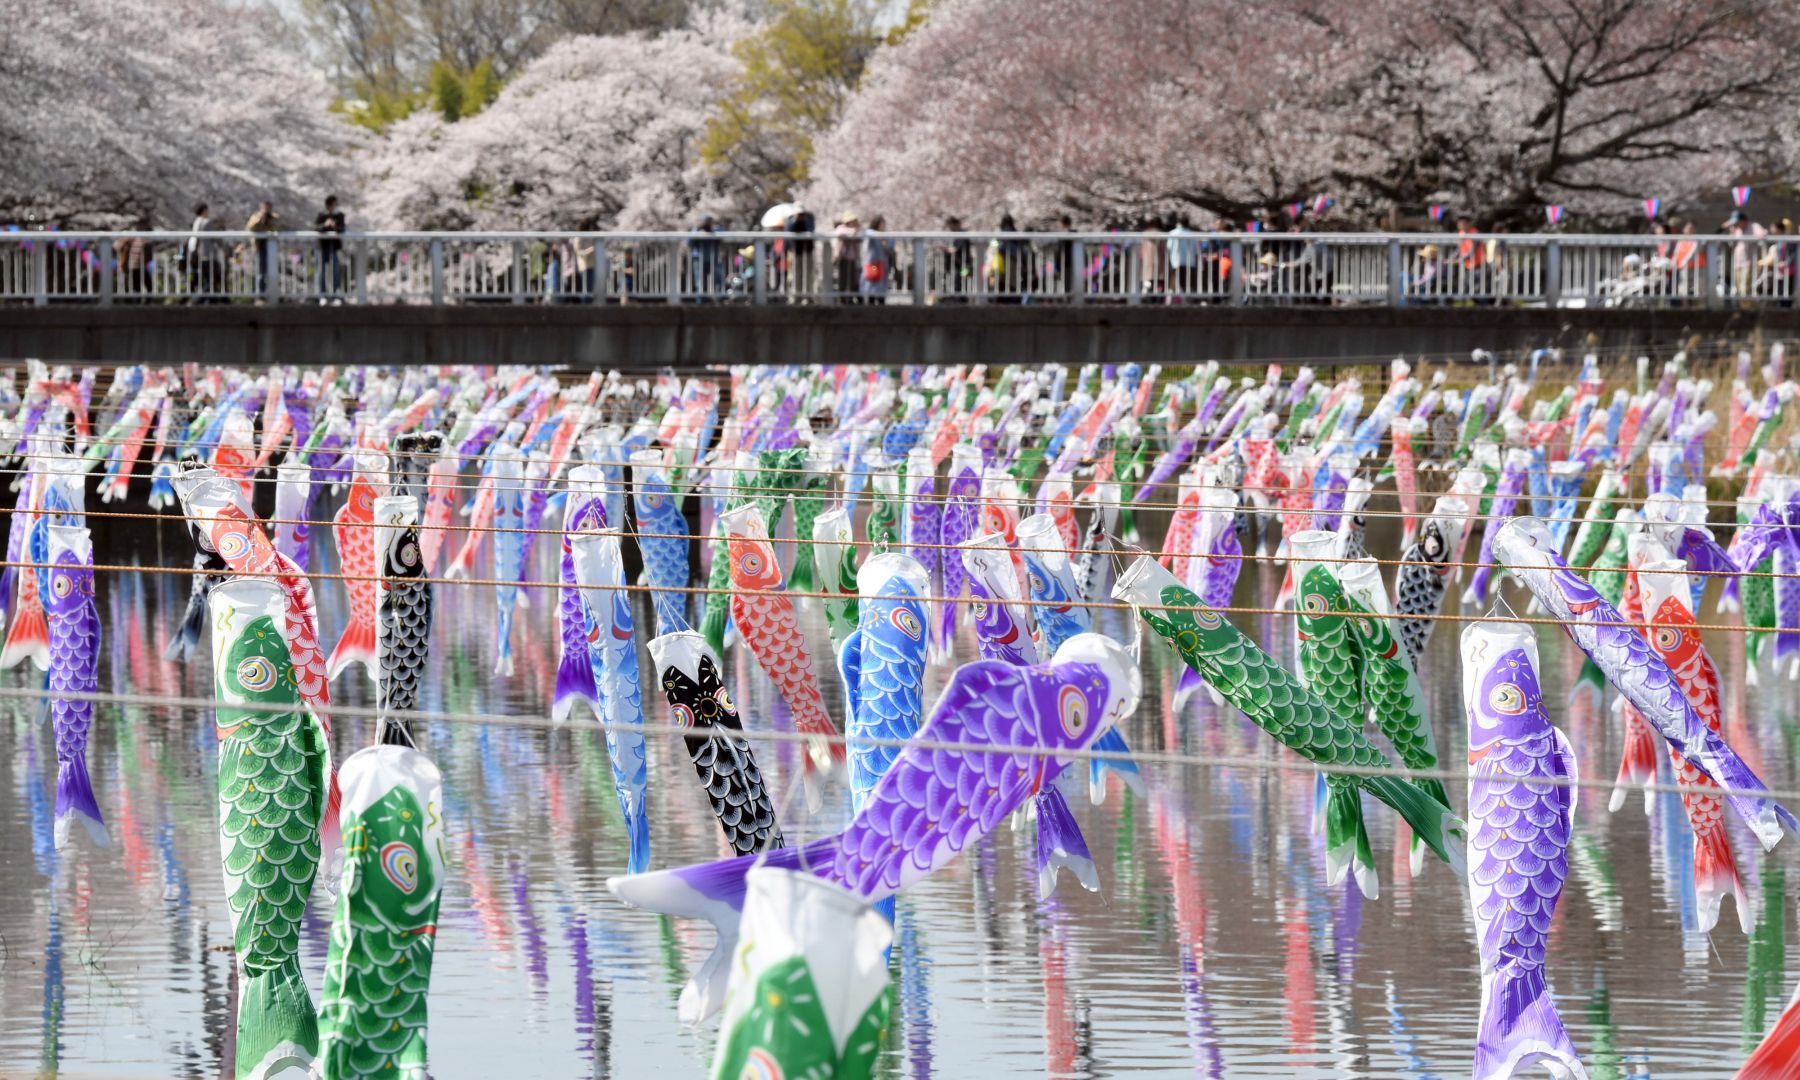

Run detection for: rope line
[[38, 556, 1799, 634], [5, 685, 1793, 804]]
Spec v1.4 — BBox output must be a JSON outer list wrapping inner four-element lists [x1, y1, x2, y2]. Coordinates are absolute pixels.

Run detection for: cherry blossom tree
[[358, 16, 756, 230], [808, 0, 1800, 228], [0, 0, 358, 227]]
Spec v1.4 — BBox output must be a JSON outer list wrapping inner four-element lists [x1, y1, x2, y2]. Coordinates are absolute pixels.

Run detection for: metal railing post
[[1228, 240, 1244, 305], [354, 239, 370, 305], [669, 240, 682, 305], [593, 239, 610, 305], [911, 239, 927, 305], [1071, 241, 1085, 304], [31, 243, 46, 306], [1703, 242, 1721, 308], [97, 241, 114, 306], [429, 240, 445, 305], [511, 241, 525, 304], [263, 238, 280, 304], [1386, 240, 1402, 305], [1125, 241, 1141, 304], [752, 239, 766, 305], [1543, 241, 1561, 308]]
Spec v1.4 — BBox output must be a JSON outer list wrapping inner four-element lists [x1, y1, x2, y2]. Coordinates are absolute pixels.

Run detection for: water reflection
[[0, 515, 1798, 1078]]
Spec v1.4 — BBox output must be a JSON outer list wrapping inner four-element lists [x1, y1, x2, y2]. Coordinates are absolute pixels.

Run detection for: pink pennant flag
[[1285, 202, 1304, 219], [1428, 205, 1447, 223], [1545, 205, 1565, 226], [1733, 186, 1752, 208], [1643, 198, 1661, 220], [1311, 195, 1334, 216]]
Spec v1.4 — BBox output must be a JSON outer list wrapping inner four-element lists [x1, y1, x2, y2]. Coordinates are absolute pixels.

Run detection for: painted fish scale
[[1459, 622, 1582, 1080], [318, 751, 444, 1080], [1395, 519, 1451, 665], [629, 459, 692, 634], [45, 535, 103, 848], [553, 485, 605, 723], [938, 454, 982, 641], [1642, 584, 1748, 933], [849, 562, 927, 808], [573, 533, 651, 874], [490, 450, 527, 676], [723, 510, 845, 774], [1494, 518, 1797, 849], [329, 466, 383, 682], [1120, 557, 1463, 892], [1295, 566, 1366, 727], [1147, 597, 1387, 770], [192, 493, 342, 850], [376, 517, 431, 732], [1468, 733, 1568, 962], [904, 456, 942, 590], [1340, 586, 1446, 813], [214, 620, 325, 974]]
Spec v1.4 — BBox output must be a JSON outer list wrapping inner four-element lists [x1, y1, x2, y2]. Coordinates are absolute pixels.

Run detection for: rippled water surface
[[1, 513, 1796, 1078]]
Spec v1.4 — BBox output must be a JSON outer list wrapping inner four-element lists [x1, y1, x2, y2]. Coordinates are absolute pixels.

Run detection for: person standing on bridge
[[1166, 215, 1198, 301], [315, 195, 346, 303], [861, 215, 893, 304], [832, 211, 863, 303], [245, 200, 279, 301], [784, 205, 816, 303], [183, 202, 223, 303], [690, 214, 724, 300]]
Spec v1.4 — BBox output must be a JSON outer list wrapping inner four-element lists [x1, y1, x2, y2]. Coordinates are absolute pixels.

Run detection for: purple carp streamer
[[1461, 619, 1586, 1080]]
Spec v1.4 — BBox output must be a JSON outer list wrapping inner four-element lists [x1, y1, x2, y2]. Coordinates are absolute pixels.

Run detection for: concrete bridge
[[0, 302, 1791, 369], [0, 304, 1785, 370]]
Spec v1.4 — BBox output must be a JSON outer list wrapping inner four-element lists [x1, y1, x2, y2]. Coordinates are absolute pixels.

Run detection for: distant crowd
[[7, 197, 1798, 306]]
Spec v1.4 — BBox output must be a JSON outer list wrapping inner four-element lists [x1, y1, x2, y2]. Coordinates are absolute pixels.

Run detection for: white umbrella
[[760, 202, 801, 228]]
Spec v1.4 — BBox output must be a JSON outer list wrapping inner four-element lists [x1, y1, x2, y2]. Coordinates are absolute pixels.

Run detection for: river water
[[0, 510, 1794, 1078]]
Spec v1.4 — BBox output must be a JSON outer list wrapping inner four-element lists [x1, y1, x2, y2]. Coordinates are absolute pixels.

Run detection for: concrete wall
[[2, 303, 1793, 369]]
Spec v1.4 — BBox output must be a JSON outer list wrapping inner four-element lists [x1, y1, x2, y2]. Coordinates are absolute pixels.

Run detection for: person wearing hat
[[833, 210, 863, 303], [1758, 217, 1796, 304], [1243, 249, 1279, 300], [1412, 243, 1444, 300], [1725, 209, 1766, 299]]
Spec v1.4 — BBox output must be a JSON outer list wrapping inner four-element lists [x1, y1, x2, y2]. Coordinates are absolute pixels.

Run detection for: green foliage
[[429, 59, 466, 121], [885, 0, 937, 46], [333, 56, 502, 130], [461, 58, 502, 114], [701, 0, 885, 206], [332, 86, 423, 132]]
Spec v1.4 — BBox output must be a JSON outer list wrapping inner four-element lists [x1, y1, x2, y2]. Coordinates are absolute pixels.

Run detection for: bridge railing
[[2, 230, 1795, 308]]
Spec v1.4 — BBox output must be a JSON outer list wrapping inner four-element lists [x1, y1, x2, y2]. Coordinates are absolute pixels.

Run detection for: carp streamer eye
[[52, 573, 72, 600], [1489, 682, 1526, 715], [381, 841, 420, 893], [236, 655, 279, 693], [712, 686, 735, 714], [890, 606, 923, 640], [216, 530, 249, 561], [1301, 593, 1327, 615], [739, 550, 765, 578], [1653, 626, 1681, 652], [1058, 684, 1090, 739]]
